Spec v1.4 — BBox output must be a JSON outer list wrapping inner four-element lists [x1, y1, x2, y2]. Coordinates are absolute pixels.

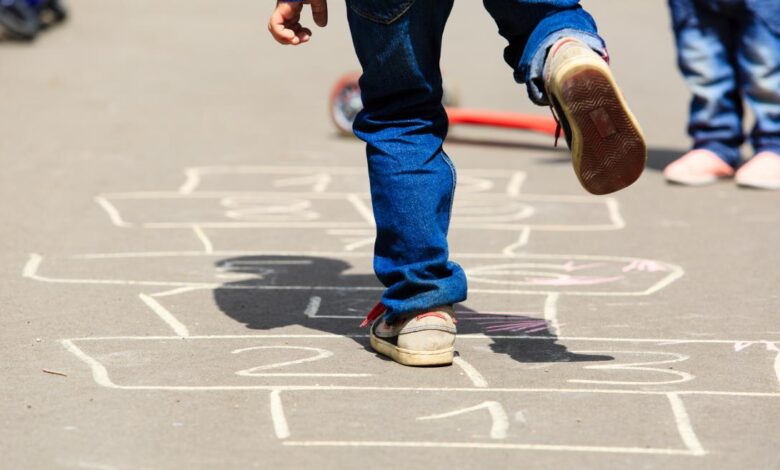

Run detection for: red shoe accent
[[360, 303, 387, 328], [415, 312, 448, 322], [549, 37, 578, 57]]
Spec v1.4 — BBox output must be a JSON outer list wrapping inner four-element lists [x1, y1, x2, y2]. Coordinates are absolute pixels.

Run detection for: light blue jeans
[[669, 0, 780, 166], [345, 0, 606, 318]]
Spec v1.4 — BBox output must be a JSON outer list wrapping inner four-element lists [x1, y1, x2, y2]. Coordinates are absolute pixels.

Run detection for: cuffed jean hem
[[525, 28, 608, 105], [380, 271, 468, 319], [693, 141, 742, 166]]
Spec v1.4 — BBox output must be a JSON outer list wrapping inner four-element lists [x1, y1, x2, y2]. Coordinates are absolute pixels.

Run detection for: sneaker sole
[[552, 61, 647, 195], [735, 179, 780, 190], [370, 334, 454, 367]]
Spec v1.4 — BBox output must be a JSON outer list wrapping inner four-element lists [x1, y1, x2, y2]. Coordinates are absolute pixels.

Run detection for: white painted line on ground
[[269, 390, 290, 439], [346, 193, 375, 226], [417, 401, 508, 439], [544, 293, 561, 336], [281, 441, 699, 455], [138, 222, 626, 232], [453, 357, 489, 388], [605, 198, 626, 229], [506, 172, 527, 197], [60, 340, 116, 388], [55, 343, 780, 398], [192, 225, 213, 253], [138, 294, 190, 337], [179, 168, 200, 194], [774, 349, 780, 388], [501, 227, 532, 255], [568, 351, 695, 386], [22, 253, 42, 278], [94, 196, 132, 227], [303, 296, 322, 318], [666, 393, 707, 456], [64, 333, 780, 345], [150, 286, 211, 298]]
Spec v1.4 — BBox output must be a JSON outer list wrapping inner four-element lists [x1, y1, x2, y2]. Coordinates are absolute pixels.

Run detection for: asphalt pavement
[[1, 1, 778, 469]]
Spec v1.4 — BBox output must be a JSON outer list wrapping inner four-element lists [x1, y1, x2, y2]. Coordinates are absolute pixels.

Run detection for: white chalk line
[[346, 193, 375, 226], [568, 351, 694, 386], [178, 168, 200, 194], [605, 198, 626, 230], [269, 390, 290, 439], [191, 225, 213, 253], [25, 262, 682, 298], [181, 165, 526, 178], [774, 350, 780, 388], [138, 222, 625, 232], [544, 293, 561, 336], [303, 296, 322, 318], [506, 172, 527, 197], [67, 250, 680, 265], [281, 441, 699, 455], [501, 227, 532, 256], [138, 294, 190, 337], [417, 401, 508, 439], [97, 191, 618, 204], [453, 357, 489, 388], [666, 393, 707, 456], [56, 340, 780, 397], [60, 340, 115, 388], [94, 196, 132, 228], [64, 333, 780, 346], [149, 286, 211, 298]]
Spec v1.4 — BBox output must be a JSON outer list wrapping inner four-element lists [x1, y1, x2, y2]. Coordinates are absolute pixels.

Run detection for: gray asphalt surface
[[1, 1, 779, 469]]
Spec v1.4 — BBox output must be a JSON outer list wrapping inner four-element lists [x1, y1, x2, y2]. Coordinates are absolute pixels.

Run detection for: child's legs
[[482, 0, 607, 105], [671, 0, 744, 165], [345, 0, 467, 318], [736, 6, 780, 155]]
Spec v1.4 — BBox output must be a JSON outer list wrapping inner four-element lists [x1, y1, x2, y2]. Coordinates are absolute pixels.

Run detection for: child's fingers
[[268, 3, 301, 45], [269, 21, 295, 44], [288, 24, 312, 45], [309, 0, 328, 27]]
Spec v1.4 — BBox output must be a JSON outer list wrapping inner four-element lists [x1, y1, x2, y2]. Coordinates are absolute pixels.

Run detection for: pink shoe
[[663, 149, 735, 186], [735, 152, 780, 190]]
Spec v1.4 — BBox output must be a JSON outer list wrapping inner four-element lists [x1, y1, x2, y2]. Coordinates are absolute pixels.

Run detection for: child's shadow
[[213, 255, 612, 365]]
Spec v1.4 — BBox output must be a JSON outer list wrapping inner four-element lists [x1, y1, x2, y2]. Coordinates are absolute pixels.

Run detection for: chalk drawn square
[[277, 390, 702, 456], [62, 336, 480, 389], [29, 253, 682, 298], [178, 166, 526, 196]]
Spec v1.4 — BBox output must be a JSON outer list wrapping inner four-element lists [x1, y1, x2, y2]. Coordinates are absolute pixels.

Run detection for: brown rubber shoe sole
[[553, 66, 647, 195]]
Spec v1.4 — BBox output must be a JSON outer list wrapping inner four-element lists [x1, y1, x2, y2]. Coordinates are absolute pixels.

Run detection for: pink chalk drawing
[[561, 261, 605, 272], [526, 275, 625, 286], [622, 260, 671, 273], [458, 313, 550, 334]]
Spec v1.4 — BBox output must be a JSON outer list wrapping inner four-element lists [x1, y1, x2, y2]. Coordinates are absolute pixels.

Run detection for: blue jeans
[[669, 0, 780, 166], [345, 0, 606, 318]]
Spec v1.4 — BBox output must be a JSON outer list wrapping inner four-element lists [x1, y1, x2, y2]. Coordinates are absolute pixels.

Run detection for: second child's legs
[[733, 3, 780, 189], [664, 0, 743, 184]]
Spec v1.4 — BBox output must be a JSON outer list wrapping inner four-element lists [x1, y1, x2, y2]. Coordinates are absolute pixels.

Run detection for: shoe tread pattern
[[561, 69, 646, 195]]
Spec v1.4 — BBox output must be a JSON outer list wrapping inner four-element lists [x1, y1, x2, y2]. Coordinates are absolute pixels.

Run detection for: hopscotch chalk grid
[[26, 165, 780, 457]]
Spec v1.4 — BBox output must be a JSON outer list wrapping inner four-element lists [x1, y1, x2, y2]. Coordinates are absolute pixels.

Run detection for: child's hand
[[268, 0, 328, 46]]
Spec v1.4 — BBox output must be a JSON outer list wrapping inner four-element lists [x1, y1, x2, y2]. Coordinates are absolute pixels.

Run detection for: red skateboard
[[329, 72, 558, 137]]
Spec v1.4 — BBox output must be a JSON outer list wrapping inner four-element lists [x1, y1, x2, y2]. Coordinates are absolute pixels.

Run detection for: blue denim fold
[[345, 0, 606, 318]]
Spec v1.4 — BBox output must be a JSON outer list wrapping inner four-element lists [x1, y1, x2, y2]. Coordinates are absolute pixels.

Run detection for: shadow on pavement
[[213, 255, 613, 365]]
